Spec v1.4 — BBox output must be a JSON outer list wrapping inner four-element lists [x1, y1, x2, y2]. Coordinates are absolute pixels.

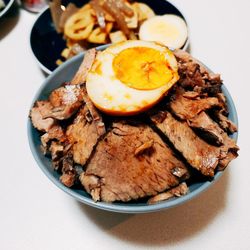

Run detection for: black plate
[[30, 0, 187, 74]]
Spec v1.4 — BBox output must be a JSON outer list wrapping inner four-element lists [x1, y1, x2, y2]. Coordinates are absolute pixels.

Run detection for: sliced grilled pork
[[147, 182, 189, 205], [213, 109, 238, 134], [66, 105, 105, 166], [81, 121, 190, 202], [71, 48, 97, 85], [170, 93, 221, 120], [182, 91, 200, 99], [40, 85, 84, 120], [188, 111, 225, 145], [34, 49, 98, 121], [174, 49, 222, 91], [59, 150, 76, 187], [188, 112, 239, 164], [49, 141, 64, 169], [80, 88, 105, 136], [218, 152, 237, 170], [41, 125, 65, 153], [219, 133, 239, 170], [151, 111, 221, 177], [30, 101, 55, 132]]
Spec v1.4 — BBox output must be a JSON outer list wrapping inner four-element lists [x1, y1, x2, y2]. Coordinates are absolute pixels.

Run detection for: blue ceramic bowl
[[30, 0, 189, 74], [27, 47, 238, 213], [0, 0, 15, 18]]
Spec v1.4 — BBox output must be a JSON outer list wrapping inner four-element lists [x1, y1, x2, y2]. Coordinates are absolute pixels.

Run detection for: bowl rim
[[27, 47, 238, 214], [0, 0, 15, 18], [29, 0, 190, 75]]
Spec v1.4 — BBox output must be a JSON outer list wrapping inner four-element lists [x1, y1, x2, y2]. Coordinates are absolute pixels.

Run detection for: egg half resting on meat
[[86, 40, 179, 115]]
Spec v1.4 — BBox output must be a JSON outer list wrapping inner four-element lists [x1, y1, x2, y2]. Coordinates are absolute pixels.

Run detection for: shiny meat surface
[[41, 125, 65, 153], [66, 105, 105, 166], [219, 132, 239, 169], [71, 48, 97, 85], [188, 112, 239, 166], [170, 93, 221, 120], [81, 121, 190, 202], [30, 101, 55, 132], [174, 49, 222, 90], [213, 109, 238, 134], [41, 85, 84, 120], [188, 111, 225, 145], [151, 111, 221, 177]]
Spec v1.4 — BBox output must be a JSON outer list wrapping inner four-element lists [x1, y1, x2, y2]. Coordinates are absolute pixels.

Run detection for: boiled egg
[[86, 40, 179, 115], [139, 14, 188, 49]]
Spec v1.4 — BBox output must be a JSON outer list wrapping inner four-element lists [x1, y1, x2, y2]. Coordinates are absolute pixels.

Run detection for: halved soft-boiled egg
[[86, 40, 179, 115], [139, 14, 188, 49]]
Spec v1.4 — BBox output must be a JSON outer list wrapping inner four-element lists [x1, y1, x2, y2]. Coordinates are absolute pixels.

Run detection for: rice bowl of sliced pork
[[28, 42, 239, 213]]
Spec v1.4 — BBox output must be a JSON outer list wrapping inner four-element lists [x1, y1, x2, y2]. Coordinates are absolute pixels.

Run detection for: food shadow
[[77, 167, 230, 246], [0, 1, 20, 40], [185, 42, 191, 54]]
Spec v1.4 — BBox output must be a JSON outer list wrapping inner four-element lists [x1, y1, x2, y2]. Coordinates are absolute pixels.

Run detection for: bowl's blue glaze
[[27, 48, 238, 213]]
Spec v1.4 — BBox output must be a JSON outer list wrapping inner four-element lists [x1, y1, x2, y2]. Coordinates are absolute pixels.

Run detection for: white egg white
[[139, 14, 188, 49]]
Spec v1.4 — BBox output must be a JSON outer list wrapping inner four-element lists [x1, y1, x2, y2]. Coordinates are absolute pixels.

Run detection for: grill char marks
[[170, 92, 221, 120], [188, 111, 225, 146], [81, 121, 190, 202], [66, 105, 105, 166], [151, 111, 221, 177]]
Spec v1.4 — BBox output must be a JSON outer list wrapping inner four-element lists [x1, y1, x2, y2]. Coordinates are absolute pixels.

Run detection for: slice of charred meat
[[71, 48, 97, 85], [219, 133, 239, 170], [170, 92, 221, 120], [147, 182, 189, 205], [216, 92, 227, 108], [41, 125, 65, 154], [212, 109, 238, 134], [59, 150, 76, 187], [151, 111, 221, 177], [182, 91, 200, 99], [80, 121, 190, 202], [40, 84, 84, 120], [39, 49, 97, 121], [34, 85, 84, 121], [66, 104, 105, 166], [60, 172, 76, 187], [49, 141, 64, 169], [174, 49, 222, 91], [188, 111, 238, 158], [30, 101, 55, 132], [218, 152, 238, 171], [188, 111, 225, 146], [81, 88, 105, 136]]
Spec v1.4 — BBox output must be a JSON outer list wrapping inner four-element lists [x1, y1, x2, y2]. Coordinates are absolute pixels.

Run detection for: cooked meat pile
[[30, 49, 239, 204], [81, 121, 190, 202]]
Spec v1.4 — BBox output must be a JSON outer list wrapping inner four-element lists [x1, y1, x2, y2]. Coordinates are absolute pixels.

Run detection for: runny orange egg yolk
[[113, 47, 174, 90]]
